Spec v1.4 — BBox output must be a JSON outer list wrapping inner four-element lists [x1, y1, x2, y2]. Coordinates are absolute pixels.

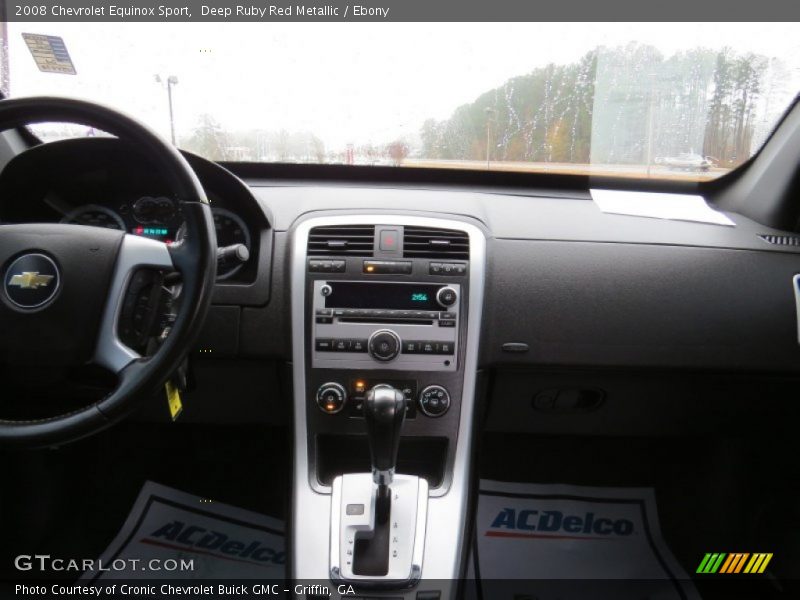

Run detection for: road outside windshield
[[2, 22, 799, 181]]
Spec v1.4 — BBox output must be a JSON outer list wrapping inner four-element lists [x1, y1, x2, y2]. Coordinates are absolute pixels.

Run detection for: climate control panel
[[315, 379, 450, 418]]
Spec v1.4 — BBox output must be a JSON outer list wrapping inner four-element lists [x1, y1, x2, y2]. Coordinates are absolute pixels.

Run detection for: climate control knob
[[419, 385, 451, 417], [316, 382, 347, 414], [368, 329, 401, 362], [436, 286, 458, 307]]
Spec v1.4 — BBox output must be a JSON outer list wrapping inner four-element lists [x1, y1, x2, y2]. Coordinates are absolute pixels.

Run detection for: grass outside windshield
[[3, 22, 799, 181]]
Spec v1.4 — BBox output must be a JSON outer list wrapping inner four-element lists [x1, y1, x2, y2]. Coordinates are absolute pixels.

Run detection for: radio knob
[[419, 385, 451, 417], [368, 329, 401, 362], [317, 382, 347, 414], [436, 286, 458, 307]]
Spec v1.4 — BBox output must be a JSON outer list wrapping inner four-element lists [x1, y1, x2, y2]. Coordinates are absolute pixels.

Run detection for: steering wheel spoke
[[93, 234, 175, 373], [0, 97, 215, 446]]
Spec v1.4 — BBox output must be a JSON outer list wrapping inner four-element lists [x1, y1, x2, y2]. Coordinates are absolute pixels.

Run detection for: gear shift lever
[[364, 384, 406, 486], [331, 383, 428, 584]]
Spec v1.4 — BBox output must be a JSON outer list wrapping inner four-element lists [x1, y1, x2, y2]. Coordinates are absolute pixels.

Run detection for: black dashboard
[[3, 137, 800, 374]]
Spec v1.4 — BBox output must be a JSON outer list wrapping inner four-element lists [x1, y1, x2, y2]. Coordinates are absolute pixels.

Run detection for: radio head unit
[[311, 280, 461, 372]]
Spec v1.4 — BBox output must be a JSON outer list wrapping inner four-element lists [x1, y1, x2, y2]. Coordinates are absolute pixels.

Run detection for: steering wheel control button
[[436, 286, 458, 307], [368, 329, 401, 361], [419, 385, 451, 417], [317, 382, 347, 414], [3, 253, 60, 310]]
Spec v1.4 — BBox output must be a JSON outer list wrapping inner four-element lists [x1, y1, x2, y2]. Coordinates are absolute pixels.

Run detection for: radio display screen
[[324, 282, 443, 311]]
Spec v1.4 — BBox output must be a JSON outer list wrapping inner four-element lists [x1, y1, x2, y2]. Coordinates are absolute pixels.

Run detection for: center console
[[291, 215, 485, 597]]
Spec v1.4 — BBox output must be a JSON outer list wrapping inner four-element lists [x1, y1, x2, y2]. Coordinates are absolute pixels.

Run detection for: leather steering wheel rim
[[0, 96, 217, 446]]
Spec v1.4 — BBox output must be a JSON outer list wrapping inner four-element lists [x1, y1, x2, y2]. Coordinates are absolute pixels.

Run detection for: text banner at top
[[3, 0, 800, 22]]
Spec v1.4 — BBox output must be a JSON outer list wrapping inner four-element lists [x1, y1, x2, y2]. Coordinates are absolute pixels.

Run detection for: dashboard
[[3, 136, 800, 374]]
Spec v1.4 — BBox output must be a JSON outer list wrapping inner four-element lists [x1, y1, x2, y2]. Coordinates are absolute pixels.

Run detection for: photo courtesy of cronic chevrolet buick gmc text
[[0, 17, 799, 600]]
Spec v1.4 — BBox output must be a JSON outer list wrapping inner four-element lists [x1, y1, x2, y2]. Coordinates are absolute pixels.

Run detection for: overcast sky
[[5, 22, 800, 148]]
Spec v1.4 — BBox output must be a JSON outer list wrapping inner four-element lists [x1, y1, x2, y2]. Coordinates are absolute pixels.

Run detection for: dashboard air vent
[[758, 234, 800, 247], [308, 225, 375, 256], [403, 226, 469, 260]]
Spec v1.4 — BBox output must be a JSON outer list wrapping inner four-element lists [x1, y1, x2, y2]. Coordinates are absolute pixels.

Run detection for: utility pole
[[0, 2, 10, 97], [155, 74, 179, 145]]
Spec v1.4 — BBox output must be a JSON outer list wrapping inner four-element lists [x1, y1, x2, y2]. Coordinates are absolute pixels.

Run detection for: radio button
[[438, 320, 456, 328], [368, 329, 401, 361], [403, 341, 420, 354], [421, 341, 436, 354], [351, 339, 368, 352], [439, 312, 455, 320], [363, 260, 412, 274], [438, 342, 454, 355], [315, 338, 334, 352], [333, 339, 352, 352], [316, 316, 333, 324], [436, 286, 458, 307], [309, 259, 330, 272]]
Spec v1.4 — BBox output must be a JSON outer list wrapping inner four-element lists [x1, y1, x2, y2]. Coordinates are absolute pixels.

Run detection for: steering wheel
[[0, 97, 217, 446]]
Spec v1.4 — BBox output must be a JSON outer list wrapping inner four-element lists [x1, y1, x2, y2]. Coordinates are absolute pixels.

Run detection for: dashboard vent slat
[[758, 234, 800, 247], [308, 225, 375, 256], [403, 226, 469, 260]]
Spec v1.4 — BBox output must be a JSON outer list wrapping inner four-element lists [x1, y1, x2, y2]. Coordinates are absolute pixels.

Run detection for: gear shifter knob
[[364, 384, 406, 486]]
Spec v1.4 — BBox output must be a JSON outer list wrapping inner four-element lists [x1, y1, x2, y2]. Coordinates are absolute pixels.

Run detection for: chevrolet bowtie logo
[[8, 271, 54, 290]]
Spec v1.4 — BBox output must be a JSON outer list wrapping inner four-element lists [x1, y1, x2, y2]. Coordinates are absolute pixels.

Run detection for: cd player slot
[[339, 317, 435, 325]]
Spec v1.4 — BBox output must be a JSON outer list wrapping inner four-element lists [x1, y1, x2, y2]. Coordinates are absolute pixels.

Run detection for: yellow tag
[[165, 381, 183, 421]]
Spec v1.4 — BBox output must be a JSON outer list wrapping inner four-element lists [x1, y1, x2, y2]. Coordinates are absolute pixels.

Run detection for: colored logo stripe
[[697, 552, 773, 574]]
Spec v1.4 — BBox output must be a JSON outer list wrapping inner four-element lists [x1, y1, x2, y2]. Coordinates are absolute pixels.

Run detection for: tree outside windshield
[[2, 22, 798, 181]]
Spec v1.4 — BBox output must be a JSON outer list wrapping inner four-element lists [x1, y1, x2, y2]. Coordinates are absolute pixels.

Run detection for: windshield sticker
[[22, 33, 76, 75]]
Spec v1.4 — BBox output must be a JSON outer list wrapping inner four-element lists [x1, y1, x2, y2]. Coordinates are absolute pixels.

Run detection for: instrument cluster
[[60, 196, 251, 280]]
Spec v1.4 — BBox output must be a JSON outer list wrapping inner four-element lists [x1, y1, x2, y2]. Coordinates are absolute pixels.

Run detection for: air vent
[[758, 234, 800, 247], [308, 225, 375, 256], [403, 226, 469, 260]]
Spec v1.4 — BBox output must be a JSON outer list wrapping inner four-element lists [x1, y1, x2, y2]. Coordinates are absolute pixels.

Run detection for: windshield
[[3, 22, 799, 181]]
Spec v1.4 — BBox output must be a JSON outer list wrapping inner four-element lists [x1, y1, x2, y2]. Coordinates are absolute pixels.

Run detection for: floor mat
[[470, 480, 699, 600], [81, 481, 285, 582]]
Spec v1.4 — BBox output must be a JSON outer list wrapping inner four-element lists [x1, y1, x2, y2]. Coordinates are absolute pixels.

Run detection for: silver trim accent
[[794, 275, 800, 345], [291, 214, 486, 587], [93, 234, 174, 373], [329, 473, 428, 586]]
